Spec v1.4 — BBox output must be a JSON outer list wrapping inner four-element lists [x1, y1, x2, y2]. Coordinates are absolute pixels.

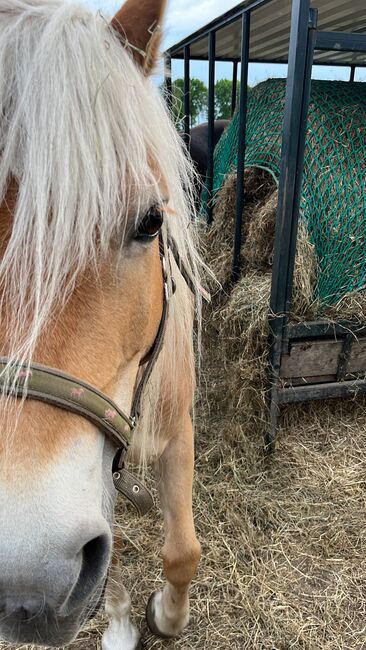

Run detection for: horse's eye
[[135, 206, 164, 241]]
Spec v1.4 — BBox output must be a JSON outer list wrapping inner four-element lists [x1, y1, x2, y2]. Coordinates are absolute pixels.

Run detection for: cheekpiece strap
[[131, 231, 172, 420]]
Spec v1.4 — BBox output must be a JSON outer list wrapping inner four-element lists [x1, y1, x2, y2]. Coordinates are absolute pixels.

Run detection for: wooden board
[[280, 337, 366, 385]]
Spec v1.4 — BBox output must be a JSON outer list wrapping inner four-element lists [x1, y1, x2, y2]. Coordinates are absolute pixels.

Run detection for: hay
[[199, 169, 320, 444], [205, 169, 319, 319], [2, 167, 366, 650], [5, 399, 365, 650], [204, 167, 275, 287]]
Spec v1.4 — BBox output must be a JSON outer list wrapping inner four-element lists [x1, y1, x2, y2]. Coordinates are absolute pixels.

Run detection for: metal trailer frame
[[165, 0, 366, 450]]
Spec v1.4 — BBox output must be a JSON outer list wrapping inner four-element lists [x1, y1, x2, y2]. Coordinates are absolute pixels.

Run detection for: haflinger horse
[[0, 0, 203, 648]]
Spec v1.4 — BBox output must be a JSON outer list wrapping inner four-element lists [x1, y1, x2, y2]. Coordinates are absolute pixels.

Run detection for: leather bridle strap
[[0, 359, 134, 448], [0, 358, 154, 516], [131, 235, 172, 420]]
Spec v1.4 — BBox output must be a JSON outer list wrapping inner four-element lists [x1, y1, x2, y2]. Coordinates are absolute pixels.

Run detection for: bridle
[[0, 231, 182, 516]]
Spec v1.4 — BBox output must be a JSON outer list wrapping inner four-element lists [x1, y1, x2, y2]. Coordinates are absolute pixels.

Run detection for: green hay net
[[204, 79, 366, 307]]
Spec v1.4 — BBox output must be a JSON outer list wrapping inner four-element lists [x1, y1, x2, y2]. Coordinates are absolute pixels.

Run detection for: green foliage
[[215, 78, 240, 119], [170, 78, 208, 129], [160, 78, 251, 126]]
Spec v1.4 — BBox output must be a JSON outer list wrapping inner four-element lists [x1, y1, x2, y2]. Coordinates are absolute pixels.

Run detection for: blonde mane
[[0, 0, 202, 461]]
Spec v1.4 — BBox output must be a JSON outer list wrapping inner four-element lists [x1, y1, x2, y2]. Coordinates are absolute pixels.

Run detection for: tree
[[214, 79, 244, 119], [170, 78, 208, 129], [215, 79, 234, 119], [160, 78, 251, 126]]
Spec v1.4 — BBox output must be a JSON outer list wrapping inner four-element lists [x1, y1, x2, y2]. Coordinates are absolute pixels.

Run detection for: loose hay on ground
[[5, 399, 364, 650]]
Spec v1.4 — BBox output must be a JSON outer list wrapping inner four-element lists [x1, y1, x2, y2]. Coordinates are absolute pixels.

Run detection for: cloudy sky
[[87, 0, 239, 48], [86, 0, 358, 85]]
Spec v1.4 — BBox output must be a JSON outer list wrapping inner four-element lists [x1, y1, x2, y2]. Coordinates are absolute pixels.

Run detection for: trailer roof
[[166, 0, 366, 67]]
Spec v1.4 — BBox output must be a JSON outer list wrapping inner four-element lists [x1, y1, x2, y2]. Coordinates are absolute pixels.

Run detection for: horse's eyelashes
[[135, 206, 164, 241]]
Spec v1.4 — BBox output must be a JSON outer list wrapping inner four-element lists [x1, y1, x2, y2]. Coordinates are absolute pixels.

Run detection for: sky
[[86, 0, 364, 86]]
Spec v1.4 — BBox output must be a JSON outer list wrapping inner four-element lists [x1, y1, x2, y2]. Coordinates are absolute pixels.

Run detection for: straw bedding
[[2, 168, 366, 650]]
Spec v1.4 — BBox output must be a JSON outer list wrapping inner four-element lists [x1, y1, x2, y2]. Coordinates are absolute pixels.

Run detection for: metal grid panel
[[168, 0, 366, 66]]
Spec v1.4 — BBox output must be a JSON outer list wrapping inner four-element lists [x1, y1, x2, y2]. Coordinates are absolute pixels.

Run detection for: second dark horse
[[185, 120, 230, 196]]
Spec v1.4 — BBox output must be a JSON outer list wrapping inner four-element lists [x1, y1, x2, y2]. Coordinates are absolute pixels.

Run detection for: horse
[[182, 120, 230, 202], [188, 120, 230, 184], [0, 0, 203, 648]]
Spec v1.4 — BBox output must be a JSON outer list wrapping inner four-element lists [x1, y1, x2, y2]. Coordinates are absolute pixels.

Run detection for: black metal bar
[[316, 31, 366, 54], [207, 31, 216, 224], [336, 334, 354, 381], [183, 46, 190, 144], [164, 55, 173, 113], [266, 2, 316, 451], [350, 65, 356, 81], [232, 12, 251, 282], [287, 320, 366, 340], [278, 379, 366, 405], [166, 0, 270, 57], [231, 60, 238, 116], [168, 55, 366, 68], [270, 6, 317, 318]]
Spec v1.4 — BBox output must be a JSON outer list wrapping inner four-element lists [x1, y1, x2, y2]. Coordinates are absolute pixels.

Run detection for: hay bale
[[205, 165, 366, 323], [200, 169, 320, 442], [204, 167, 275, 287], [206, 169, 319, 318]]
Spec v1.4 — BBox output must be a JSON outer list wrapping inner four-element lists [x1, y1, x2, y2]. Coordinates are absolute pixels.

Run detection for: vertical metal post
[[231, 60, 238, 115], [232, 12, 250, 282], [350, 64, 356, 81], [266, 3, 317, 450], [207, 30, 216, 224], [183, 45, 190, 145], [164, 54, 173, 113]]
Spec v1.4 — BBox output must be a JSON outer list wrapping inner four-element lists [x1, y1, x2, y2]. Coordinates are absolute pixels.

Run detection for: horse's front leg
[[146, 411, 201, 638], [102, 531, 142, 650]]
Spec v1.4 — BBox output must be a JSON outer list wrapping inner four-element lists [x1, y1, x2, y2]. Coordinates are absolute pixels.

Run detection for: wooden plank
[[280, 339, 341, 379], [349, 337, 366, 373], [287, 320, 366, 339], [280, 337, 366, 381], [278, 379, 366, 405], [281, 374, 337, 387]]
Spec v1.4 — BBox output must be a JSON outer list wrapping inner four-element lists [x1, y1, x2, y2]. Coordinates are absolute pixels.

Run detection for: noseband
[[0, 232, 182, 516]]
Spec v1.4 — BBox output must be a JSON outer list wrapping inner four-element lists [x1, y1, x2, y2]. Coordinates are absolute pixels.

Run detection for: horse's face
[[0, 200, 165, 647], [0, 0, 168, 645]]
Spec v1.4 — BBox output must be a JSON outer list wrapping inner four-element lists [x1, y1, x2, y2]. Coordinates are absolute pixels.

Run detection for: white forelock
[[0, 0, 202, 367]]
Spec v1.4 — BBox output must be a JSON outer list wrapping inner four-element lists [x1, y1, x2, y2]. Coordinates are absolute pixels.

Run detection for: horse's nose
[[0, 594, 44, 621], [0, 530, 111, 621]]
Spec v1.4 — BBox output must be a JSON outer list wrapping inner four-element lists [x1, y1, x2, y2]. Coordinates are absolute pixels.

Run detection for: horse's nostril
[[61, 533, 110, 615], [17, 606, 33, 621], [83, 534, 109, 561], [0, 595, 43, 621]]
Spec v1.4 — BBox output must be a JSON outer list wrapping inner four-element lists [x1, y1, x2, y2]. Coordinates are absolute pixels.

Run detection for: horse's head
[[0, 0, 196, 645]]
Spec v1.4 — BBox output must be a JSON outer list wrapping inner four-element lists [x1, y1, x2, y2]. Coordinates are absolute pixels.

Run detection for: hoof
[[146, 593, 175, 640]]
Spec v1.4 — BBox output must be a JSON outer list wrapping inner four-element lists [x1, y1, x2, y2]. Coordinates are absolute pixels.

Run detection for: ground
[[1, 395, 365, 650]]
